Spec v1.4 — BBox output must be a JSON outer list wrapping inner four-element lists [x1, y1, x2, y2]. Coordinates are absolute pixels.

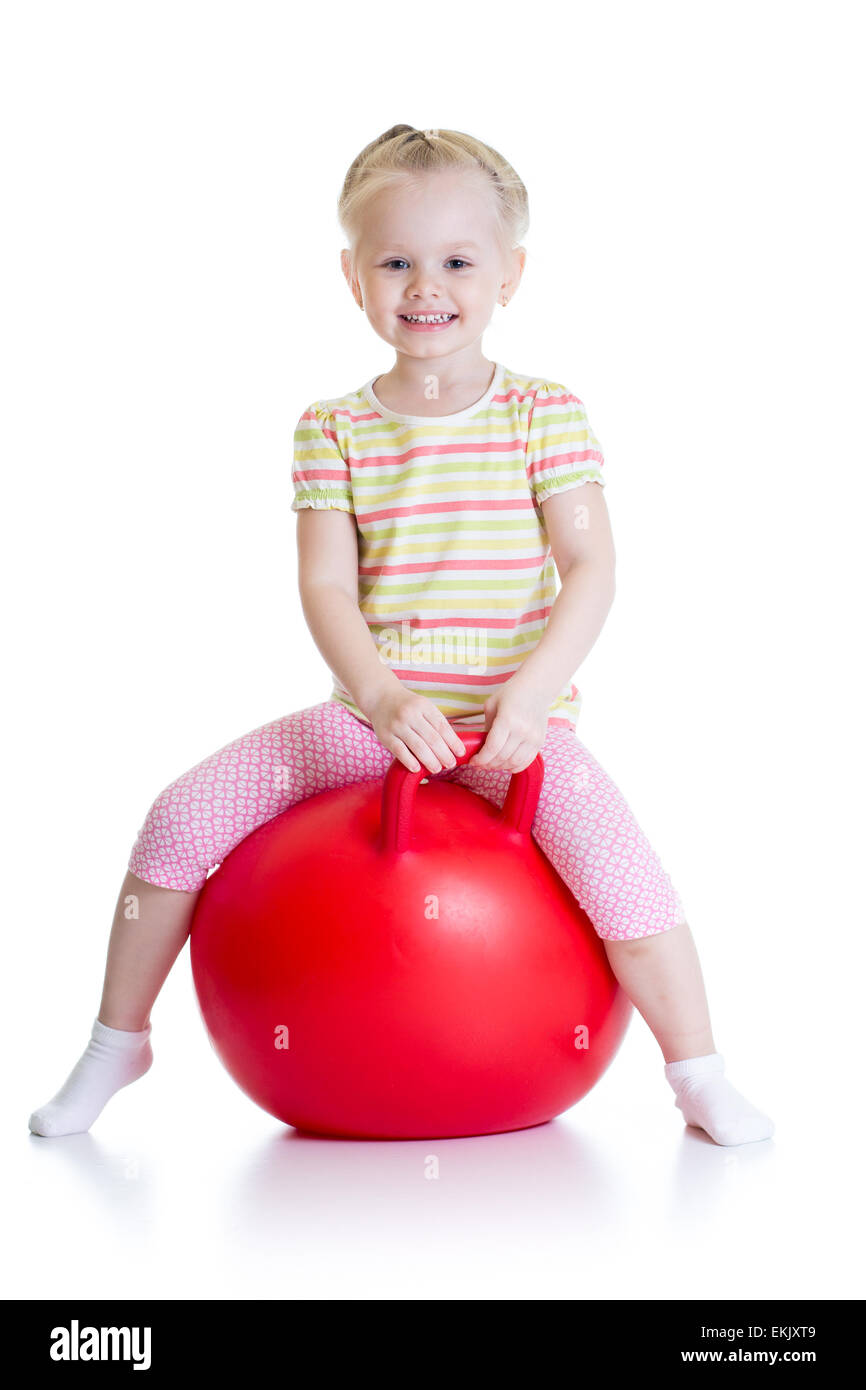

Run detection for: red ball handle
[[379, 724, 545, 854]]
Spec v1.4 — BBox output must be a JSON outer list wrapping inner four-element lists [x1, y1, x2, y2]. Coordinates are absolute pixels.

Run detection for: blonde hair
[[338, 124, 529, 261]]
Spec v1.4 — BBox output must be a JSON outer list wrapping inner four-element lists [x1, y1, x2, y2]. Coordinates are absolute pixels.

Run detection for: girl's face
[[343, 170, 523, 363]]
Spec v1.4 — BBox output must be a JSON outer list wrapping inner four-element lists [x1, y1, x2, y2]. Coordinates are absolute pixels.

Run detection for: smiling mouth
[[399, 313, 458, 324]]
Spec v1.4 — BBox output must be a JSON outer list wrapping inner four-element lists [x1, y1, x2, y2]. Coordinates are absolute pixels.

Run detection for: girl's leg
[[98, 873, 200, 1033], [600, 921, 714, 1063], [446, 727, 774, 1146], [99, 699, 395, 1030], [29, 701, 392, 1137]]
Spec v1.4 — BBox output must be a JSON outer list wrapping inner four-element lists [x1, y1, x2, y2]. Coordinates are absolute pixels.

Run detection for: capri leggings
[[128, 699, 687, 942]]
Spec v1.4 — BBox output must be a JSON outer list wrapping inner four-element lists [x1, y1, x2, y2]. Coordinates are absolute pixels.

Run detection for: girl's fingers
[[405, 717, 462, 774], [397, 724, 441, 772], [438, 720, 467, 761], [506, 740, 540, 773], [421, 719, 462, 771], [391, 737, 422, 773], [475, 735, 539, 773], [470, 724, 511, 767]]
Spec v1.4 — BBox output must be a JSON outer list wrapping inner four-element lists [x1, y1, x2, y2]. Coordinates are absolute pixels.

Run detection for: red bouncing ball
[[190, 727, 632, 1139]]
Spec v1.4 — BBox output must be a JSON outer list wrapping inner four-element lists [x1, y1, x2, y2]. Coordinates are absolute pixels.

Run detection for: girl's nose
[[408, 275, 444, 298]]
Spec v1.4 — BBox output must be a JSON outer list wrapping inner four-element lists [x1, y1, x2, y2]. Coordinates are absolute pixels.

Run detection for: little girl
[[30, 123, 773, 1146]]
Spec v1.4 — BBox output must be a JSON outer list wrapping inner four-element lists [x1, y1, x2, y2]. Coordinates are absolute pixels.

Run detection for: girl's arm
[[296, 509, 401, 716], [509, 481, 616, 707], [295, 509, 465, 772]]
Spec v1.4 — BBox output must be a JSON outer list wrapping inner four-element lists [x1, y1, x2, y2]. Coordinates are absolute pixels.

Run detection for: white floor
[[7, 967, 859, 1302]]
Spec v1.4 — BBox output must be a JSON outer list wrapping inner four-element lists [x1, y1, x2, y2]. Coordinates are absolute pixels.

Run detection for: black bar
[[1, 1297, 861, 1373]]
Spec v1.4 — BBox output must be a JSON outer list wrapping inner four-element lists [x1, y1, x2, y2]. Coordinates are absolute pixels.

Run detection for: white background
[[2, 0, 864, 1301]]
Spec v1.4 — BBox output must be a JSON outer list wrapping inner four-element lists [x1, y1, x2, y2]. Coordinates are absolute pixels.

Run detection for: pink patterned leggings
[[128, 699, 687, 942]]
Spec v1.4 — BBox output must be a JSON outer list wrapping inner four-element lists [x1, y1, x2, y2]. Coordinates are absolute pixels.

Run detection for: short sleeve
[[525, 382, 605, 504], [291, 403, 355, 514]]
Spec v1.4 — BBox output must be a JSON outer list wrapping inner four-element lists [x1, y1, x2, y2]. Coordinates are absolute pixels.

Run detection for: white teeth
[[402, 313, 454, 323]]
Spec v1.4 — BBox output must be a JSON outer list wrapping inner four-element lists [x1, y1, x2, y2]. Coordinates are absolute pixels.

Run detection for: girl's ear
[[511, 244, 527, 286], [500, 245, 527, 305], [340, 248, 363, 309]]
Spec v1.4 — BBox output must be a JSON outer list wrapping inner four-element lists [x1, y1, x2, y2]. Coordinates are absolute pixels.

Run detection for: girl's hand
[[366, 685, 466, 775], [468, 681, 549, 773]]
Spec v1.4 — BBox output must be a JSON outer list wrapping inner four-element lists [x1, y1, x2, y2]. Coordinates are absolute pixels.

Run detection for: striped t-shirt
[[291, 360, 606, 732]]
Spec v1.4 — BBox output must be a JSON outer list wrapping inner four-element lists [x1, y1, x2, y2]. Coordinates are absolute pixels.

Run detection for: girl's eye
[[381, 258, 471, 271]]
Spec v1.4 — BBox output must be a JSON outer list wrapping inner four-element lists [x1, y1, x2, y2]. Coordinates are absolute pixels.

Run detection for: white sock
[[29, 1017, 153, 1137], [664, 1052, 774, 1146]]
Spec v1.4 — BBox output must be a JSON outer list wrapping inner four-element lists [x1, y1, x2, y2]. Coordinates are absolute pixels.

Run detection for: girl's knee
[[128, 782, 209, 893]]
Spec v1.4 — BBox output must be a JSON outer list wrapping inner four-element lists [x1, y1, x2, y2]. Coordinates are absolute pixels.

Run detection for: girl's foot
[[664, 1052, 774, 1146], [29, 1018, 153, 1137]]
